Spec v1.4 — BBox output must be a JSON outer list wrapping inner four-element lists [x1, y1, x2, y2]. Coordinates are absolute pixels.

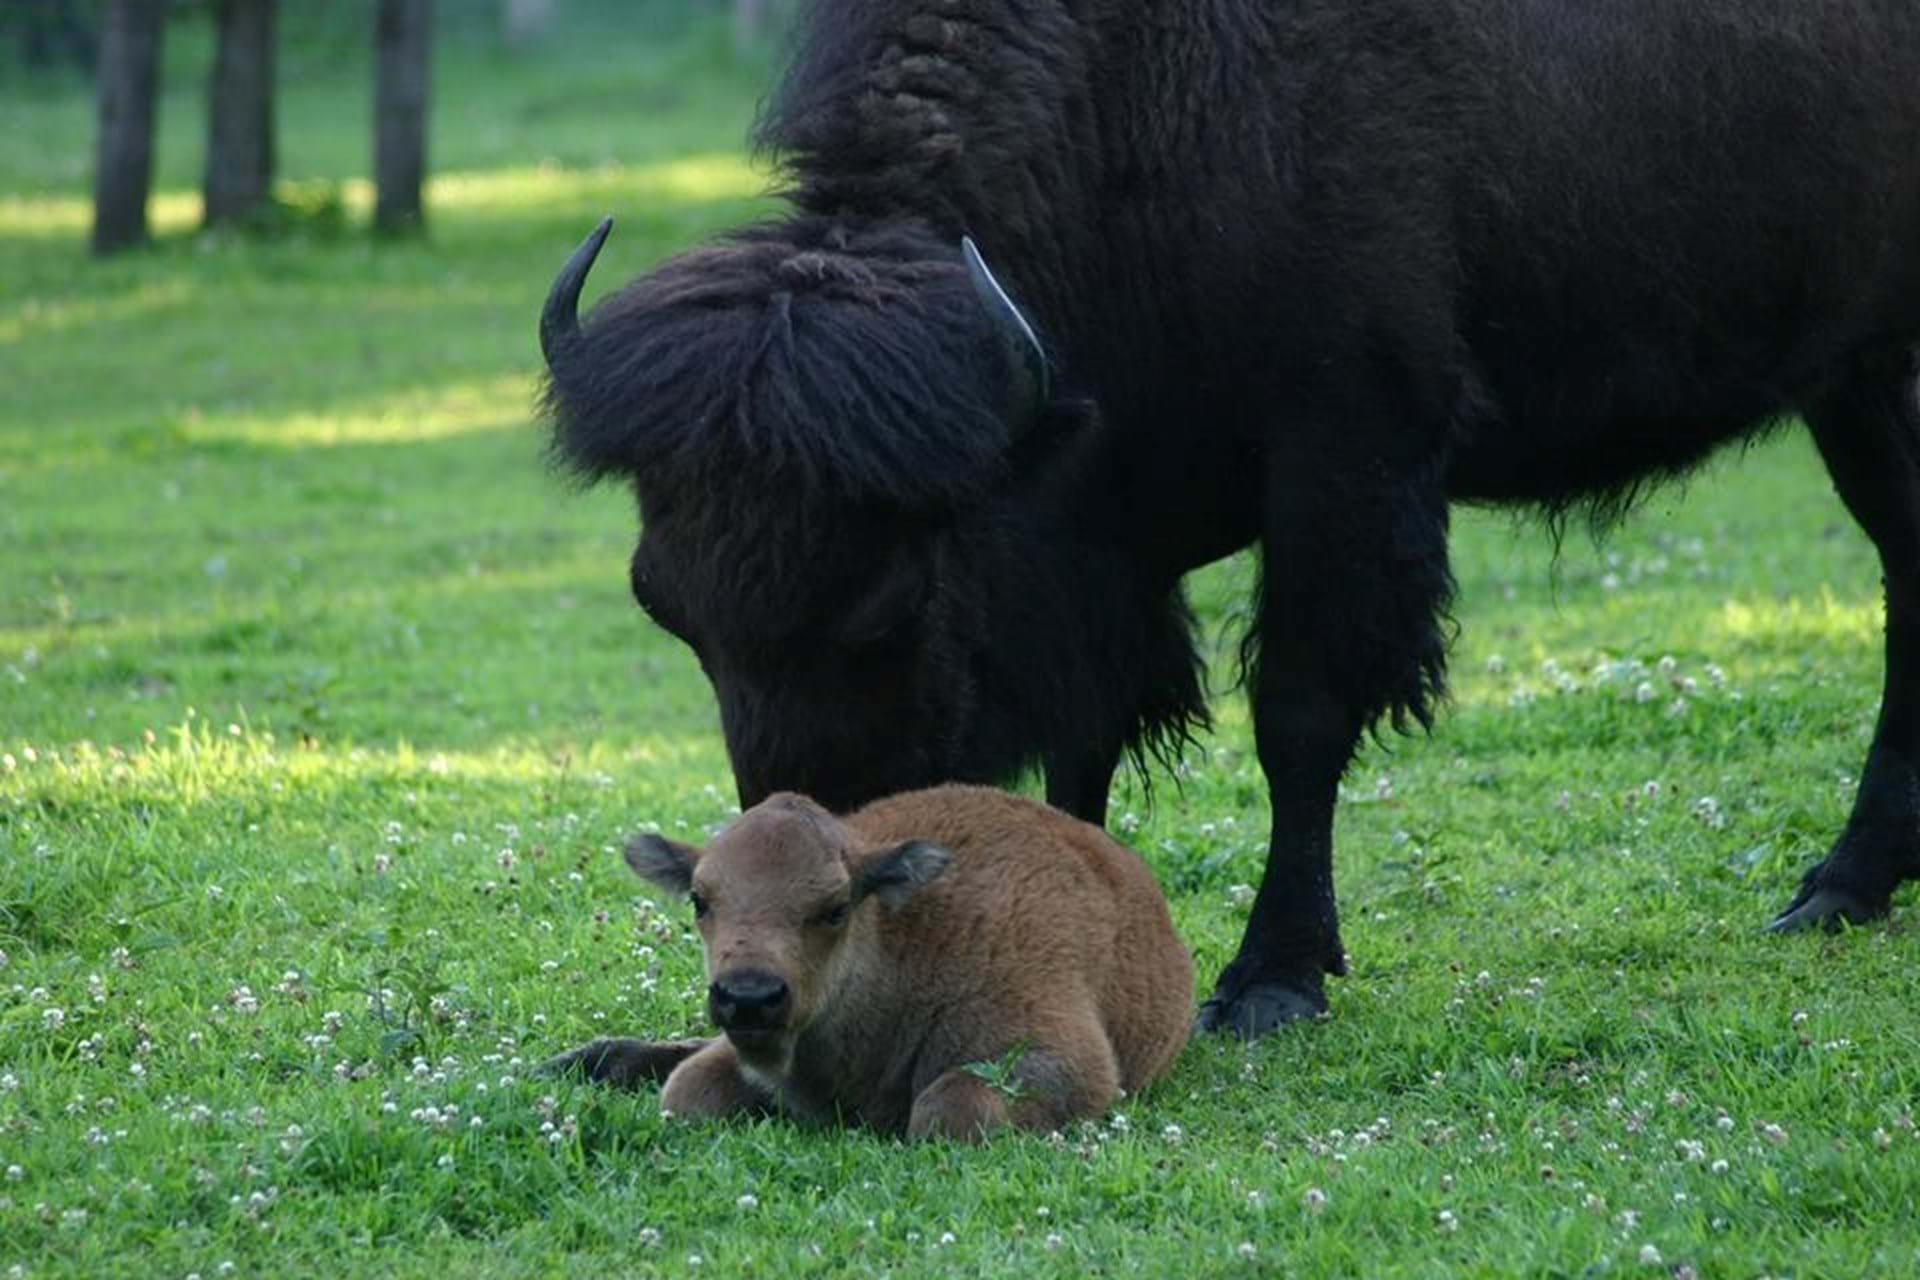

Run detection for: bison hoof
[[1195, 979, 1326, 1038], [1765, 885, 1885, 934]]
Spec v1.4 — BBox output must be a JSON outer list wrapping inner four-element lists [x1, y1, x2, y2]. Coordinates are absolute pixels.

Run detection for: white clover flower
[[41, 1008, 64, 1031], [1303, 1187, 1327, 1214], [1638, 1244, 1662, 1266], [1436, 1209, 1458, 1233], [737, 1193, 759, 1210]]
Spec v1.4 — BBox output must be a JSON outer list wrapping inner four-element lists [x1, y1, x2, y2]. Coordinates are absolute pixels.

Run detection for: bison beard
[[542, 0, 1920, 1036]]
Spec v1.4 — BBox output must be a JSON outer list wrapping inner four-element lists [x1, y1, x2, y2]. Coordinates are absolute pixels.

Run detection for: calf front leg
[[907, 1070, 1012, 1142], [659, 1039, 772, 1121], [1198, 425, 1453, 1037], [909, 1032, 1123, 1141], [537, 1036, 711, 1089]]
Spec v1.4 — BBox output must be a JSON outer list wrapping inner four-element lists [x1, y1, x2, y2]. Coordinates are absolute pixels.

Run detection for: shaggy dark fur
[[543, 0, 1920, 1036]]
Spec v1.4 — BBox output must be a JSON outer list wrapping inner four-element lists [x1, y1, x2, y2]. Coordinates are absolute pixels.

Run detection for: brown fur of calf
[[544, 784, 1192, 1140]]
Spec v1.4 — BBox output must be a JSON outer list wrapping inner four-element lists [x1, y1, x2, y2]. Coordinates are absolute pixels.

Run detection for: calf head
[[624, 794, 950, 1062]]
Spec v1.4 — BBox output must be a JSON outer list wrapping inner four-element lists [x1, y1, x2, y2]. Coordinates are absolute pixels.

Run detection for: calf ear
[[624, 834, 699, 895], [853, 840, 952, 911]]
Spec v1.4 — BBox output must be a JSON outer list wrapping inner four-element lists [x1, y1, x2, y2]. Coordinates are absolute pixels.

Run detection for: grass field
[[4, 13, 1919, 1278]]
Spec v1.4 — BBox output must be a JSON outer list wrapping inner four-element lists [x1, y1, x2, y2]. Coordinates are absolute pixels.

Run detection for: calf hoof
[[1765, 885, 1885, 934], [1195, 977, 1326, 1038], [537, 1037, 710, 1089]]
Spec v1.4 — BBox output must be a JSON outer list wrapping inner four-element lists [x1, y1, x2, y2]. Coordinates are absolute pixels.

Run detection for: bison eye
[[813, 901, 852, 929], [689, 891, 710, 920]]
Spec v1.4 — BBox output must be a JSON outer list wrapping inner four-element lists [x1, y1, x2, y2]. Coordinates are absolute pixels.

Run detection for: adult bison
[[540, 0, 1920, 1036]]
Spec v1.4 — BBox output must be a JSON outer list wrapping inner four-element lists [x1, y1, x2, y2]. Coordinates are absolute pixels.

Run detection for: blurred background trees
[[17, 0, 796, 256]]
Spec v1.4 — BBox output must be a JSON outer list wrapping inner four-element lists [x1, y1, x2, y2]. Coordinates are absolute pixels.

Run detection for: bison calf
[[545, 785, 1191, 1140]]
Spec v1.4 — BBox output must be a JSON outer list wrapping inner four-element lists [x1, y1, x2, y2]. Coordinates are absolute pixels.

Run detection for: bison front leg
[[1197, 427, 1453, 1037], [538, 1036, 712, 1089], [659, 1039, 772, 1121], [906, 1070, 1012, 1142], [1770, 363, 1920, 930], [910, 1035, 1123, 1141]]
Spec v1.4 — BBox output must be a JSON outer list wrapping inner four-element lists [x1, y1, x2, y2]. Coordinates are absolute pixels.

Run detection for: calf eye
[[689, 892, 710, 920], [814, 901, 852, 929]]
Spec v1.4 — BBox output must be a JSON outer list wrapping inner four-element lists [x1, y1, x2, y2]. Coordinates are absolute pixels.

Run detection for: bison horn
[[540, 216, 614, 381], [961, 236, 1051, 430]]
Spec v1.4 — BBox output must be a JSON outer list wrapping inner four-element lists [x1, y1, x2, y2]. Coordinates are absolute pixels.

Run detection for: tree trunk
[[732, 0, 766, 53], [19, 0, 99, 71], [373, 0, 431, 235], [91, 0, 165, 256], [203, 0, 276, 227], [502, 0, 555, 50]]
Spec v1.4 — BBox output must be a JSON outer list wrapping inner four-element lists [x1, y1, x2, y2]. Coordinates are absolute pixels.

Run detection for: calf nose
[[709, 972, 790, 1031]]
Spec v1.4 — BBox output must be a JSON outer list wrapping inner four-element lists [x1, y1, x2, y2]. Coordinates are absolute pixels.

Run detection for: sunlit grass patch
[[0, 189, 204, 240], [179, 373, 539, 449], [0, 279, 196, 346], [0, 153, 766, 247], [425, 154, 770, 214], [1712, 591, 1883, 649]]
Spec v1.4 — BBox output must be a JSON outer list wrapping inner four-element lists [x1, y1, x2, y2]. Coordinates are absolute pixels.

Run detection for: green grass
[[4, 13, 1919, 1278]]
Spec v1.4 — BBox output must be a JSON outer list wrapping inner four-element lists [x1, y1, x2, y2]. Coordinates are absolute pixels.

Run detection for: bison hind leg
[[906, 1070, 1012, 1142], [911, 1031, 1124, 1141], [1772, 355, 1920, 931]]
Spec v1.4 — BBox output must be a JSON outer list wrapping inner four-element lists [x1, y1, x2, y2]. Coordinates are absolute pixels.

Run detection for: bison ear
[[853, 840, 952, 911], [961, 237, 1050, 433], [624, 833, 699, 895]]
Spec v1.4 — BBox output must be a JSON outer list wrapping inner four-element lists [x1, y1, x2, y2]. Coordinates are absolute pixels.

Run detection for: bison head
[[624, 794, 950, 1061], [539, 215, 1065, 810]]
